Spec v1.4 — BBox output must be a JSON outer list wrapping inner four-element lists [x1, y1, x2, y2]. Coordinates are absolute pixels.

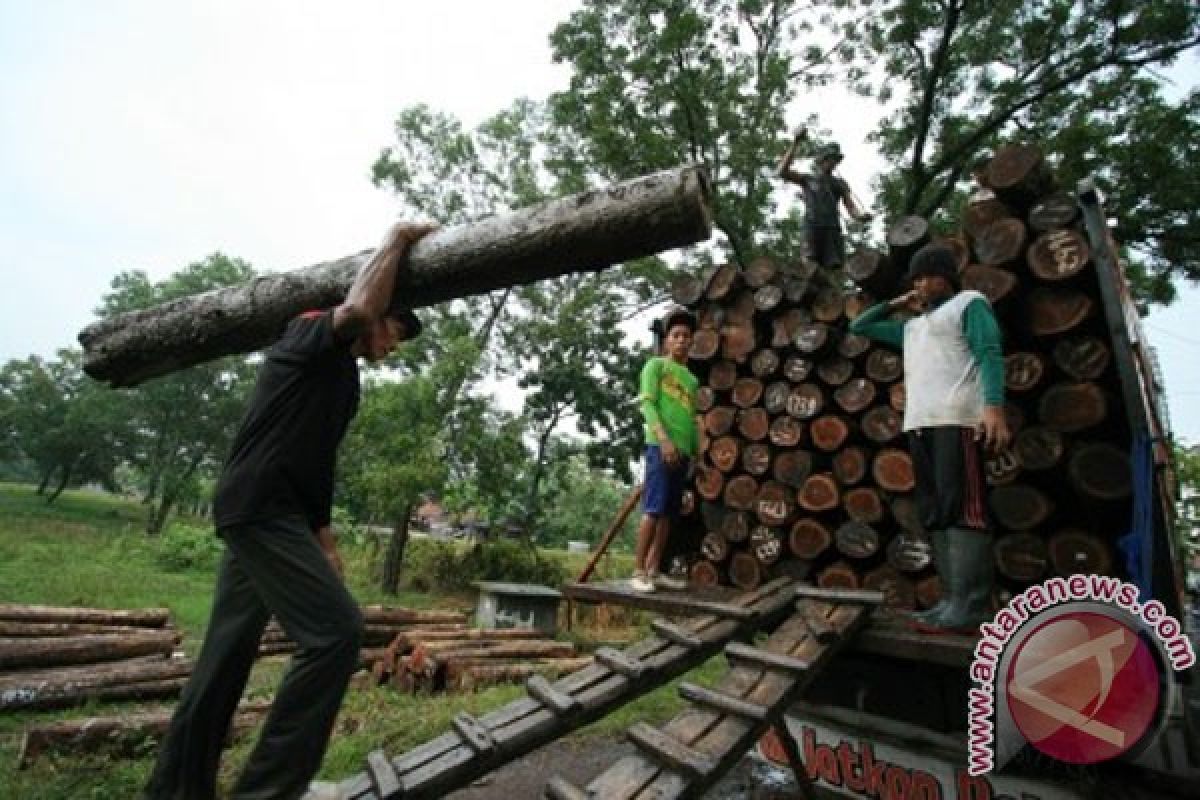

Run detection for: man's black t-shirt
[[796, 172, 849, 227], [214, 310, 360, 531]]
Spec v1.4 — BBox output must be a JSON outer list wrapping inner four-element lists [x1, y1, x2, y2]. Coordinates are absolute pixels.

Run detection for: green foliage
[[1174, 442, 1200, 554], [156, 520, 224, 571], [840, 0, 1200, 303], [404, 536, 567, 594], [532, 451, 638, 550]]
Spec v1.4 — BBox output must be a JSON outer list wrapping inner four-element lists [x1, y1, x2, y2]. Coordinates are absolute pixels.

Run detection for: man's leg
[[145, 543, 270, 800], [225, 518, 363, 799]]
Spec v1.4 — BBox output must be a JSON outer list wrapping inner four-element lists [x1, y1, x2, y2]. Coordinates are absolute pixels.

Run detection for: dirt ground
[[446, 732, 803, 799]]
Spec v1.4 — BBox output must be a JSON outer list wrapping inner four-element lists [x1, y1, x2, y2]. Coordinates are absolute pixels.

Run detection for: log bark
[[388, 628, 545, 652], [1038, 382, 1107, 432], [729, 552, 764, 591], [797, 473, 840, 513], [0, 605, 170, 628], [0, 656, 191, 711], [0, 621, 175, 638], [789, 519, 833, 560], [0, 631, 177, 671], [993, 533, 1050, 582], [1048, 529, 1113, 576], [1027, 288, 1094, 336], [873, 449, 915, 492], [1067, 441, 1132, 500], [361, 606, 467, 626], [1028, 229, 1090, 282], [988, 484, 1054, 531], [81, 166, 713, 386], [1053, 336, 1110, 381]]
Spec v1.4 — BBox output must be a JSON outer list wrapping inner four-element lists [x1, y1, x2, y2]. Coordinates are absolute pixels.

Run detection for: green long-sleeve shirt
[[849, 296, 1005, 405], [639, 356, 699, 457]]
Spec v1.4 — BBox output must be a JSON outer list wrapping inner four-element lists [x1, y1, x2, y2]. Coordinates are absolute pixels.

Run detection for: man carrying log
[[145, 221, 434, 800], [630, 307, 699, 593], [849, 244, 1010, 633], [776, 128, 872, 269]]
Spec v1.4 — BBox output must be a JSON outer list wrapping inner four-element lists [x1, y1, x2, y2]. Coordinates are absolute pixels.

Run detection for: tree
[[96, 254, 257, 533], [1176, 442, 1200, 557], [843, 0, 1200, 302]]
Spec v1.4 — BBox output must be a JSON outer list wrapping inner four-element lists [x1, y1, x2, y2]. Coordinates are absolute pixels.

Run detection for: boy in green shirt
[[632, 307, 699, 593]]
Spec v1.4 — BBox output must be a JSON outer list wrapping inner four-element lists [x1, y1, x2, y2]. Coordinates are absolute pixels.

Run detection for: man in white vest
[[850, 243, 1010, 633]]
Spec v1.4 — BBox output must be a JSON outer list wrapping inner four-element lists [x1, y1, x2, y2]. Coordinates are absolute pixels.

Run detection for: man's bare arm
[[332, 223, 435, 340], [776, 131, 810, 185]]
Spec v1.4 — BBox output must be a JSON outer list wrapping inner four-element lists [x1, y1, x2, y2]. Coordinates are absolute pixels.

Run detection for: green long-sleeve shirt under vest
[[639, 356, 699, 457], [849, 296, 1005, 405]]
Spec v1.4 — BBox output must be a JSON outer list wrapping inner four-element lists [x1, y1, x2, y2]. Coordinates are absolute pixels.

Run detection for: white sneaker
[[630, 571, 656, 593], [653, 571, 688, 591]]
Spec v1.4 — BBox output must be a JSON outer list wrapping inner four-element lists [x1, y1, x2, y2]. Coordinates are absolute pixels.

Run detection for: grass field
[[0, 483, 718, 798]]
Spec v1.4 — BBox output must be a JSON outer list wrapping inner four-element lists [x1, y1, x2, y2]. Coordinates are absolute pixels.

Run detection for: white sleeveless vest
[[902, 290, 987, 431]]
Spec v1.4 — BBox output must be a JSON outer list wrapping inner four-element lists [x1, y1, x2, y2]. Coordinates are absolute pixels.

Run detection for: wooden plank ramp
[[337, 578, 801, 800], [543, 586, 883, 800]]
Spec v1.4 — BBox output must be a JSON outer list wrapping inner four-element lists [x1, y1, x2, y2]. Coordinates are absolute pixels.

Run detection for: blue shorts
[[642, 445, 690, 517]]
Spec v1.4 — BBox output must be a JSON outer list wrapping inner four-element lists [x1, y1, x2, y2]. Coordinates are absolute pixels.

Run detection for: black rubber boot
[[906, 529, 951, 627], [913, 527, 994, 635]]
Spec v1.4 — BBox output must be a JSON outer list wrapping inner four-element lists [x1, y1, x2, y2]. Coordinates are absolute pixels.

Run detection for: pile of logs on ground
[[673, 142, 1135, 609], [0, 604, 190, 712], [371, 627, 588, 693], [258, 605, 471, 664]]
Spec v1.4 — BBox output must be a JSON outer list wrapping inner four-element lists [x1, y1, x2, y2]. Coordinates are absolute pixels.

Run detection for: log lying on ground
[[17, 706, 268, 768], [0, 655, 191, 711], [0, 605, 170, 628], [0, 631, 178, 671], [445, 657, 594, 692], [360, 606, 468, 626], [0, 621, 176, 638], [79, 166, 713, 386]]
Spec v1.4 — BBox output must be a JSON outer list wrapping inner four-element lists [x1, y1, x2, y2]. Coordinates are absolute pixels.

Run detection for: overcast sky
[[2, 1, 1198, 444]]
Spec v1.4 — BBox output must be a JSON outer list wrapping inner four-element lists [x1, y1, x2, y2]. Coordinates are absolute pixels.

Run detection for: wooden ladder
[[543, 587, 884, 800], [337, 578, 804, 800]]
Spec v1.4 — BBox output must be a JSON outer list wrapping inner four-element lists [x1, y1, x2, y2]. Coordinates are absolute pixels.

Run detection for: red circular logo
[[1006, 611, 1161, 764]]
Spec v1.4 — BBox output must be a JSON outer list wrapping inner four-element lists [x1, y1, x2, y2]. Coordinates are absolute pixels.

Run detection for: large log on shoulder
[[79, 166, 713, 386]]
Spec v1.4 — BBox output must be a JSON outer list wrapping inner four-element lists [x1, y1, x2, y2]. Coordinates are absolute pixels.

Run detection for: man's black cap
[[907, 243, 961, 290]]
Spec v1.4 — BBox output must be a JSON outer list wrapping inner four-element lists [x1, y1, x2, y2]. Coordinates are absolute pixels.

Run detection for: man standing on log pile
[[630, 307, 699, 593], [849, 244, 1010, 634], [776, 127, 872, 269], [145, 221, 434, 800]]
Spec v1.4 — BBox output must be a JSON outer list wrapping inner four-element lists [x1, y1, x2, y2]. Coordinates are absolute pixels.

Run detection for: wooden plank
[[794, 586, 884, 605], [594, 647, 646, 679], [338, 579, 801, 800], [367, 750, 405, 798], [650, 619, 704, 650], [544, 776, 589, 800], [798, 604, 838, 644], [561, 582, 756, 620], [724, 642, 811, 675], [526, 674, 581, 716], [627, 722, 718, 778], [677, 682, 769, 722], [451, 712, 495, 756]]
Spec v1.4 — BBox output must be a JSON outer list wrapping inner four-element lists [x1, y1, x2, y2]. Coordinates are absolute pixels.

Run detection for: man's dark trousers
[[146, 517, 364, 800]]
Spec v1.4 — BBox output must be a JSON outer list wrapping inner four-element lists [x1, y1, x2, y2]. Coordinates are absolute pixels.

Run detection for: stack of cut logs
[[259, 604, 470, 663], [371, 627, 587, 693], [674, 142, 1133, 609], [0, 604, 189, 712]]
